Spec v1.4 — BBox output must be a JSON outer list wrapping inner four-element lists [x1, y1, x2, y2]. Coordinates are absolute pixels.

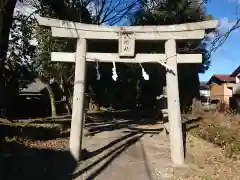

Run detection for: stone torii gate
[[36, 16, 218, 165]]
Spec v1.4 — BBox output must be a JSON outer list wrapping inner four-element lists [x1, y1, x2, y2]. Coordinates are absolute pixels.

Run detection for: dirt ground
[[1, 114, 240, 180], [174, 135, 240, 180], [74, 123, 240, 180]]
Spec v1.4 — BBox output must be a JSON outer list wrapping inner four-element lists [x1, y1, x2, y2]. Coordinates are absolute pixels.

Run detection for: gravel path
[[73, 128, 175, 180]]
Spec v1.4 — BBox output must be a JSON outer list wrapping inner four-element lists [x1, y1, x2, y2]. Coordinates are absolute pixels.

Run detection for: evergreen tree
[[131, 0, 213, 110]]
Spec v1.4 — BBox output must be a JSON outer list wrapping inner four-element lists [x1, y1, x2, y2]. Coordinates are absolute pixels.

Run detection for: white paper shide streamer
[[141, 68, 149, 80], [112, 59, 118, 81], [95, 59, 101, 80], [139, 63, 149, 80]]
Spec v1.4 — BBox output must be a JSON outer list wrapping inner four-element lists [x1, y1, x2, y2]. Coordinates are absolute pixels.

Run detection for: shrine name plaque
[[118, 32, 135, 57]]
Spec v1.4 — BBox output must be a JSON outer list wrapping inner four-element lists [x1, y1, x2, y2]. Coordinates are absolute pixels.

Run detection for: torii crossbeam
[[36, 15, 218, 165]]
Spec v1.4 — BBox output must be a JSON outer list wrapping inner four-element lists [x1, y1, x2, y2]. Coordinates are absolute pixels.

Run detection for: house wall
[[199, 89, 210, 103], [224, 84, 233, 104], [233, 82, 240, 95], [210, 83, 232, 104], [200, 89, 210, 97], [236, 73, 240, 83], [232, 94, 240, 114], [232, 73, 240, 95], [210, 83, 224, 101]]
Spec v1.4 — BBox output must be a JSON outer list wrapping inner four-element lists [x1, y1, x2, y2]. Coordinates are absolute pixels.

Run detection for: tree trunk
[[96, 104, 101, 111], [88, 98, 93, 110], [60, 77, 72, 114], [0, 0, 17, 115], [64, 88, 72, 114], [67, 85, 73, 109], [46, 83, 57, 117], [0, 0, 17, 70]]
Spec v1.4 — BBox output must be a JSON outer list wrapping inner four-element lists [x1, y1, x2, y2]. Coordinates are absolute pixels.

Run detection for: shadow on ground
[[0, 122, 75, 180], [182, 116, 202, 157], [0, 123, 163, 180], [85, 110, 163, 136], [0, 110, 165, 179], [0, 144, 77, 180], [73, 128, 163, 180], [1, 110, 162, 142]]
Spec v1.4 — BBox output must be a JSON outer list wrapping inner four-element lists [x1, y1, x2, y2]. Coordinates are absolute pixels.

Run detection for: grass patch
[[188, 113, 240, 158]]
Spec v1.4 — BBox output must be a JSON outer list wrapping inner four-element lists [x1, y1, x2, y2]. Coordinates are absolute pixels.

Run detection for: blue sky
[[199, 0, 240, 81]]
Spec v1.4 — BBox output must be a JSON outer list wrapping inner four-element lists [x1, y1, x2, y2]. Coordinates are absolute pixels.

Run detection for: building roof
[[200, 82, 208, 86], [20, 79, 47, 93], [231, 65, 240, 77], [200, 82, 209, 90], [20, 78, 55, 93], [213, 74, 235, 82], [207, 74, 235, 85]]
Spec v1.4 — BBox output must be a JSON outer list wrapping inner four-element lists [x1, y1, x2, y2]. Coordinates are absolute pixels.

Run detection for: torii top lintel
[[36, 15, 218, 41]]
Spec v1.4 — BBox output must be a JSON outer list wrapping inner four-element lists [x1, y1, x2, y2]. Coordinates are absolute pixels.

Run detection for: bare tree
[[23, 0, 140, 25], [87, 0, 140, 25], [208, 3, 240, 55]]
